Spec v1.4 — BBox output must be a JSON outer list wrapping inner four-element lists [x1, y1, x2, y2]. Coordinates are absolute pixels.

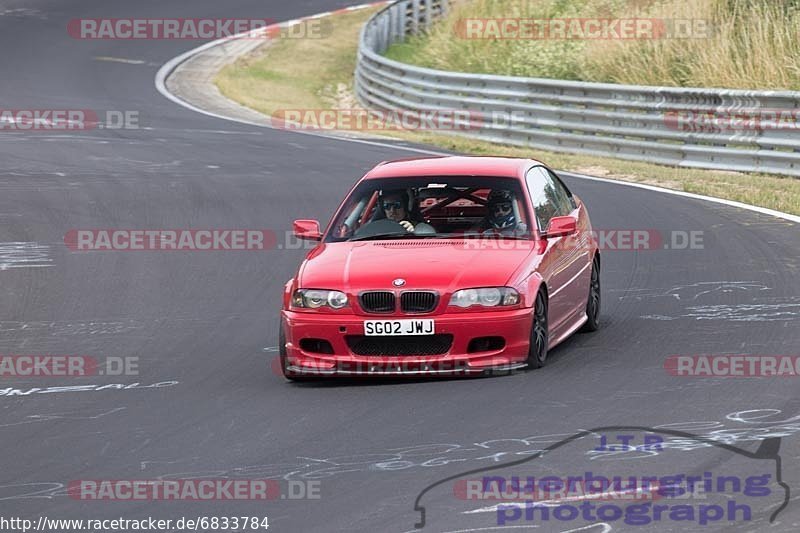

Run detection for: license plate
[[364, 319, 435, 336]]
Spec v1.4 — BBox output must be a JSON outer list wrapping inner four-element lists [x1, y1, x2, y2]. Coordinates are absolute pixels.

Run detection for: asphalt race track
[[1, 1, 799, 532]]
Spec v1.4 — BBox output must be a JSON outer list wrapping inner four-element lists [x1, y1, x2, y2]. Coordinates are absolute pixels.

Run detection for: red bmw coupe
[[278, 156, 600, 379]]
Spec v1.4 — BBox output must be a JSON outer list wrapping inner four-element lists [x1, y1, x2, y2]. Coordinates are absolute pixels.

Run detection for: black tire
[[581, 257, 601, 332], [526, 290, 549, 369]]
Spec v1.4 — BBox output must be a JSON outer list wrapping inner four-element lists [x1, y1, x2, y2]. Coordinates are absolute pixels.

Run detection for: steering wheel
[[353, 218, 408, 238]]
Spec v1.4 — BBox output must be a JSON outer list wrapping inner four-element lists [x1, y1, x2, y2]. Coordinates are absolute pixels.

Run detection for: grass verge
[[214, 6, 800, 216], [385, 0, 800, 90]]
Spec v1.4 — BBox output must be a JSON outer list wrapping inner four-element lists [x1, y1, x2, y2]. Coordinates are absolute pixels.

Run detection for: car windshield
[[325, 176, 532, 242]]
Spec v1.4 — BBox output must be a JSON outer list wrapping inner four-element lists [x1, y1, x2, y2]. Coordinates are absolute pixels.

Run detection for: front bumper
[[279, 307, 533, 377]]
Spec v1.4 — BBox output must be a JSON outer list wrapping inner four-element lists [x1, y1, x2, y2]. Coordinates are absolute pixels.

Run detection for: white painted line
[[560, 171, 800, 224], [154, 1, 800, 226], [400, 527, 540, 533], [94, 56, 146, 65], [560, 525, 612, 533]]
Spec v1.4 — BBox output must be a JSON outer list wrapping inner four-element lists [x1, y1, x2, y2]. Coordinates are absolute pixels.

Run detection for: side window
[[525, 167, 573, 231], [547, 169, 577, 211]]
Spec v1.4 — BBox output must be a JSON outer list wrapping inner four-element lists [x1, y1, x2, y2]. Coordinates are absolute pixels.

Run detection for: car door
[[525, 166, 588, 333], [544, 167, 592, 321]]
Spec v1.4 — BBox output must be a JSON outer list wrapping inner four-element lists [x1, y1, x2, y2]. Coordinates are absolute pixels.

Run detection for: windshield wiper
[[455, 233, 531, 240], [349, 232, 437, 242], [350, 232, 531, 242]]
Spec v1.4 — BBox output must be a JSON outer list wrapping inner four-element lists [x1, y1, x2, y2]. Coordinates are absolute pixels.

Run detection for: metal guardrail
[[355, 0, 800, 177]]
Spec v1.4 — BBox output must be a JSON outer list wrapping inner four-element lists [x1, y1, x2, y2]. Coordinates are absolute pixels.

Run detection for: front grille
[[360, 291, 395, 313], [346, 335, 453, 356], [401, 291, 438, 313]]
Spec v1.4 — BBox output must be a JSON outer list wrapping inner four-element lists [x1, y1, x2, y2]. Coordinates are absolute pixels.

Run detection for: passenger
[[481, 189, 527, 235]]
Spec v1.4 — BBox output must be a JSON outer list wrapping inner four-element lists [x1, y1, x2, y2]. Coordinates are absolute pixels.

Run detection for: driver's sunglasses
[[490, 202, 513, 215], [382, 201, 404, 210]]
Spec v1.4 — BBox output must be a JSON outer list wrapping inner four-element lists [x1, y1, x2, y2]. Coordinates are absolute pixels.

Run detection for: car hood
[[297, 239, 536, 292]]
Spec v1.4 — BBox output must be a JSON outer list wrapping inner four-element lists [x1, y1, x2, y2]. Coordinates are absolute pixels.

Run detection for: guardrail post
[[396, 3, 405, 42], [388, 6, 396, 44], [423, 0, 433, 30], [380, 12, 390, 53]]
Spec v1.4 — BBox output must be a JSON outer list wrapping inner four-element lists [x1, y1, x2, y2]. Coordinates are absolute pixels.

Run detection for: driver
[[379, 190, 434, 234]]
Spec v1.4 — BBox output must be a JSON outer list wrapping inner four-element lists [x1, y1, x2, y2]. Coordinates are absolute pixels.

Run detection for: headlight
[[292, 289, 349, 309], [449, 287, 520, 308]]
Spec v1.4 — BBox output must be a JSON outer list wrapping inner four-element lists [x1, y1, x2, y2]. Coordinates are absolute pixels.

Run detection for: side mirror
[[293, 219, 322, 241], [544, 215, 577, 238]]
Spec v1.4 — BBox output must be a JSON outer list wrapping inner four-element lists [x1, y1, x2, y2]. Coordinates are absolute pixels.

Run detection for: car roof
[[363, 156, 543, 180]]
